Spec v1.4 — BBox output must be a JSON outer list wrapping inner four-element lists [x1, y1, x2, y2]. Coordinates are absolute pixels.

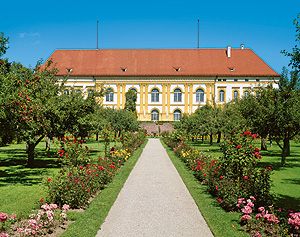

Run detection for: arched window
[[151, 109, 159, 121], [106, 88, 114, 102], [219, 90, 225, 102], [174, 88, 182, 102], [233, 90, 239, 100], [244, 90, 249, 98], [173, 110, 182, 121], [151, 88, 159, 102], [76, 89, 82, 97], [196, 88, 204, 102], [255, 90, 260, 97], [88, 89, 94, 97], [130, 88, 137, 94], [64, 89, 69, 96]]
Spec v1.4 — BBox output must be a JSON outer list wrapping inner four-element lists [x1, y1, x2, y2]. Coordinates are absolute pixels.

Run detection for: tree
[[268, 69, 300, 165], [236, 91, 272, 150], [124, 90, 137, 117], [0, 33, 68, 166], [281, 13, 300, 71], [59, 88, 100, 139], [0, 32, 9, 58]]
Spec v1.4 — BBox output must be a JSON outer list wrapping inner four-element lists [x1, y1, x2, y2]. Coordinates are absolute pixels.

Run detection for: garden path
[[96, 138, 213, 237]]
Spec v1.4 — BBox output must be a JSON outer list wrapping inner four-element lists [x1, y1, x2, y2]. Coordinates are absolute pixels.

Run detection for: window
[[196, 89, 204, 102], [219, 90, 225, 102], [151, 109, 159, 121], [64, 89, 69, 96], [234, 79, 238, 82], [88, 89, 94, 97], [151, 88, 159, 102], [76, 89, 82, 97], [106, 88, 114, 102], [233, 90, 239, 100], [255, 90, 260, 97], [244, 90, 249, 98], [174, 88, 182, 102], [256, 79, 260, 82], [173, 110, 182, 121], [245, 79, 249, 82]]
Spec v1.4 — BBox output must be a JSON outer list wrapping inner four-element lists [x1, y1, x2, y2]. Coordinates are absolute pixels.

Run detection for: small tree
[[124, 90, 137, 118]]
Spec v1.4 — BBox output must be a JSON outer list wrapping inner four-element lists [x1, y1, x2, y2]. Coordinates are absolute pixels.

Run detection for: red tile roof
[[44, 48, 280, 77]]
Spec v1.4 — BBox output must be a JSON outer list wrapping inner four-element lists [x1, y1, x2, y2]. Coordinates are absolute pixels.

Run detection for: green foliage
[[43, 130, 147, 209], [211, 131, 273, 210], [0, 32, 9, 58], [281, 13, 300, 71], [124, 90, 137, 117], [164, 130, 273, 211]]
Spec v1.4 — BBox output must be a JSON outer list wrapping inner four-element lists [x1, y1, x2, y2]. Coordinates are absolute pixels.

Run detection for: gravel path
[[96, 138, 213, 237]]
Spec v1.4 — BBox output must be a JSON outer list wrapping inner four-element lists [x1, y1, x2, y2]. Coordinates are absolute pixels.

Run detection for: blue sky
[[1, 0, 300, 73]]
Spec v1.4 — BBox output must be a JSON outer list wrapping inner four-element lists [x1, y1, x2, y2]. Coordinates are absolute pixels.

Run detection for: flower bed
[[0, 204, 69, 236], [0, 129, 147, 236], [44, 129, 147, 209], [163, 130, 299, 236]]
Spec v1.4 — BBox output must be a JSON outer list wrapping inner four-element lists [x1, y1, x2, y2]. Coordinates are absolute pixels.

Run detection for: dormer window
[[228, 67, 234, 72], [66, 68, 73, 72], [121, 67, 127, 72], [173, 67, 181, 72]]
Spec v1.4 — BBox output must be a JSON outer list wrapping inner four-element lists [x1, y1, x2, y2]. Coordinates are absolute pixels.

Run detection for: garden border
[[60, 139, 148, 237], [160, 138, 248, 237]]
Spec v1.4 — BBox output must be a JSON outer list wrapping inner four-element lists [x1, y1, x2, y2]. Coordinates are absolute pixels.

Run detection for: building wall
[[62, 76, 279, 121]]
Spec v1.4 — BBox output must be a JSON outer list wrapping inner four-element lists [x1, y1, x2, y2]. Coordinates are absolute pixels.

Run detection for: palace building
[[45, 45, 280, 121]]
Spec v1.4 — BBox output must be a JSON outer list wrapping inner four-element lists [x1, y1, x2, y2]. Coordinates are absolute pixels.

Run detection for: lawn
[[0, 137, 121, 217], [187, 138, 300, 212]]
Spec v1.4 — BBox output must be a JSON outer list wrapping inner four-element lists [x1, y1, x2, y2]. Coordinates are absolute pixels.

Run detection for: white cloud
[[19, 33, 26, 38], [18, 32, 41, 38], [32, 40, 41, 45], [29, 32, 41, 37]]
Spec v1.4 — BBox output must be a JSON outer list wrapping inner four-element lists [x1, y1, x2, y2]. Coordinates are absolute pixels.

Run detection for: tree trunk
[[45, 137, 51, 151], [210, 134, 213, 146], [281, 137, 290, 166], [96, 132, 99, 141], [286, 139, 290, 156], [27, 142, 35, 167], [26, 136, 44, 167], [217, 132, 221, 143], [261, 137, 268, 151], [202, 135, 204, 144]]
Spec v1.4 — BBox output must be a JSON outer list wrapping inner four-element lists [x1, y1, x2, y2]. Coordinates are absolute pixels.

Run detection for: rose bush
[[44, 129, 146, 209], [163, 130, 273, 211], [237, 196, 300, 236], [0, 204, 69, 236]]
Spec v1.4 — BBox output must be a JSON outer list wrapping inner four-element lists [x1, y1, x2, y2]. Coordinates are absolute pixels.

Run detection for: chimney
[[241, 44, 244, 50], [227, 46, 231, 58]]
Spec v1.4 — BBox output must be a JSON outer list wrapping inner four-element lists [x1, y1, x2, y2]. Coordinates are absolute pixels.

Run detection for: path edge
[[61, 139, 148, 237], [160, 138, 248, 237]]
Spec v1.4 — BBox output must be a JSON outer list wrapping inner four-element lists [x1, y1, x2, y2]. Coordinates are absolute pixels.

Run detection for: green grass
[[61, 139, 148, 237], [0, 137, 122, 217], [161, 139, 247, 237], [0, 140, 59, 216]]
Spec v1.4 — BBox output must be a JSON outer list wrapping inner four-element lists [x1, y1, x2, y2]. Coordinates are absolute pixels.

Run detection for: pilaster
[[184, 83, 189, 114], [121, 83, 126, 109], [117, 83, 121, 109], [189, 83, 193, 114]]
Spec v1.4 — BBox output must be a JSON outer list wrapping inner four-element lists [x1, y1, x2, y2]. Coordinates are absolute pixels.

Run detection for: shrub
[[207, 131, 273, 210], [44, 130, 146, 209], [237, 196, 300, 236]]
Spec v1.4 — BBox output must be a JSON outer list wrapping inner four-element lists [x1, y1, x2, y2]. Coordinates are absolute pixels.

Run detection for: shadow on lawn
[[0, 149, 58, 187], [274, 194, 300, 211]]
